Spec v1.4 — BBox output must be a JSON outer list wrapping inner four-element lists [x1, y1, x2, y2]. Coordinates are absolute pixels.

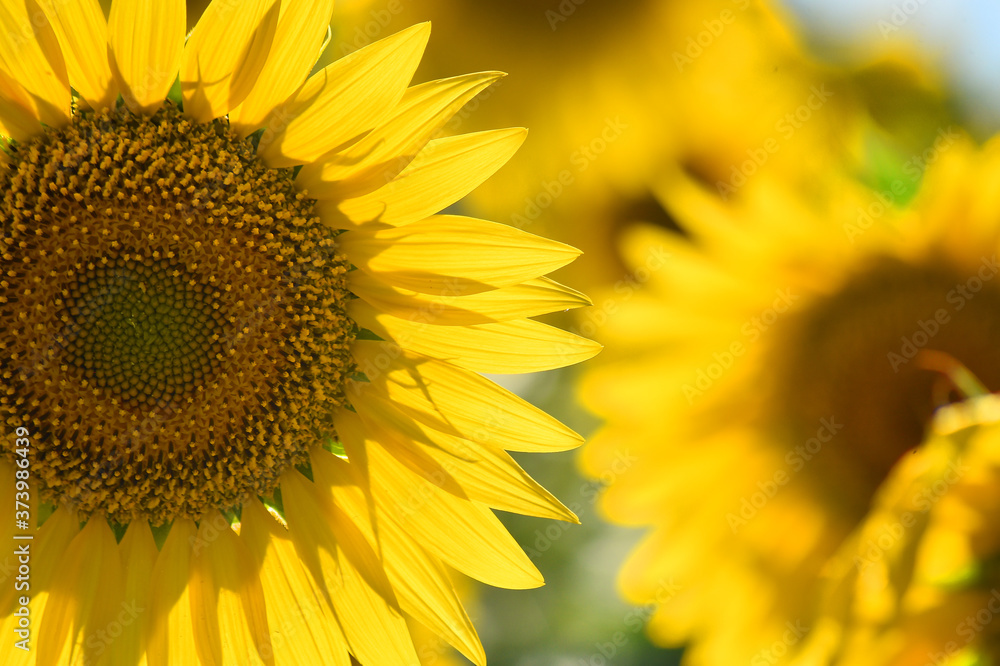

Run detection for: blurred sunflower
[[0, 1, 598, 664], [391, 0, 952, 292], [388, 0, 804, 274], [580, 130, 1000, 663], [795, 392, 1000, 665]]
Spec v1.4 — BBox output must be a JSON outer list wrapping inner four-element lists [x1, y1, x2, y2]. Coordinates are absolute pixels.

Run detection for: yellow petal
[[338, 417, 544, 589], [189, 513, 274, 666], [312, 451, 486, 666], [181, 0, 280, 123], [109, 0, 186, 114], [296, 71, 504, 199], [352, 396, 578, 522], [147, 519, 198, 666], [40, 0, 118, 110], [350, 299, 601, 374], [351, 342, 583, 453], [0, 0, 71, 127], [385, 533, 485, 666], [336, 405, 469, 500], [0, 506, 78, 666], [37, 518, 124, 666], [339, 215, 580, 296], [349, 274, 592, 325], [229, 0, 336, 136], [110, 522, 158, 666], [258, 23, 430, 167], [241, 499, 352, 666], [281, 470, 420, 665], [323, 128, 527, 228], [0, 67, 43, 140]]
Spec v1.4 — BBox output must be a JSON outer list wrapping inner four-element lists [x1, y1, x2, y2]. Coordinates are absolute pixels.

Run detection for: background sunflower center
[[773, 255, 1000, 517]]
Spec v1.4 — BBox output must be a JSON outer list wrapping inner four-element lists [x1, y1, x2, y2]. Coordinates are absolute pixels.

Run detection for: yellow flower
[[0, 1, 598, 664], [392, 0, 897, 286], [580, 129, 1000, 664], [795, 393, 1000, 665]]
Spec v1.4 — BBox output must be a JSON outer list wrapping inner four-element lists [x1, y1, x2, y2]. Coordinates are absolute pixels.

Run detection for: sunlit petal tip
[[258, 21, 433, 168], [229, 0, 337, 136], [332, 128, 530, 227]]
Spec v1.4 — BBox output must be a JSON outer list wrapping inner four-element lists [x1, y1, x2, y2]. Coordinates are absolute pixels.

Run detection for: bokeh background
[[317, 1, 1000, 664]]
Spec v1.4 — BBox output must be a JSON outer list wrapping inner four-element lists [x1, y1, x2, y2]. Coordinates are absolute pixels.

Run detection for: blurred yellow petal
[[181, 0, 280, 122], [229, 0, 336, 136], [297, 71, 504, 199], [41, 0, 118, 110], [259, 23, 430, 167], [109, 0, 186, 113], [325, 128, 527, 228], [339, 215, 580, 295]]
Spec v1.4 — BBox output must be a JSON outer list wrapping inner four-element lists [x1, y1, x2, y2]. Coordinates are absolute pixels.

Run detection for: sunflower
[[580, 127, 1000, 664], [388, 0, 825, 282], [794, 392, 1000, 664], [391, 0, 954, 304], [0, 1, 599, 664]]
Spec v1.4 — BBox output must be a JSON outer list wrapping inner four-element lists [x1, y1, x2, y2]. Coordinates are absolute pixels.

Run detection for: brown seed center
[[0, 103, 356, 524], [772, 255, 1000, 517]]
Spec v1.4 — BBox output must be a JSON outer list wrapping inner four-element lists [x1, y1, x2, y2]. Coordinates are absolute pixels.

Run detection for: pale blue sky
[[782, 0, 1000, 133]]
